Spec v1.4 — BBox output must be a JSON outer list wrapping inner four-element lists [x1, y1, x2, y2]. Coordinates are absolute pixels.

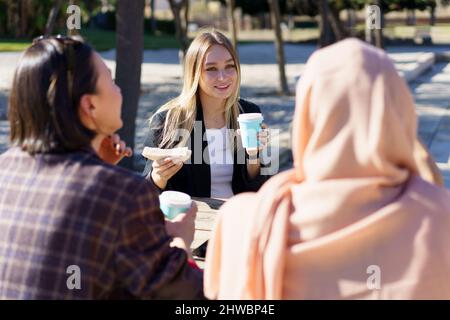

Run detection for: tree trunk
[[411, 9, 416, 26], [268, 0, 289, 95], [374, 0, 384, 49], [374, 26, 384, 49], [288, 14, 294, 30], [257, 13, 263, 29], [328, 3, 347, 41], [374, 26, 384, 48], [6, 0, 13, 35], [430, 6, 436, 26], [45, 0, 64, 36], [19, 0, 29, 38], [406, 9, 416, 26], [346, 9, 352, 29], [168, 0, 189, 65], [184, 0, 189, 34], [7, 0, 20, 38], [0, 1, 5, 35], [227, 0, 238, 50], [115, 0, 145, 170], [150, 0, 157, 34], [319, 0, 333, 47], [346, 9, 357, 36]]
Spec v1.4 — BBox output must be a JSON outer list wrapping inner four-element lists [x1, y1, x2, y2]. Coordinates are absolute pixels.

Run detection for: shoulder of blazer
[[143, 110, 168, 149], [238, 98, 262, 114]]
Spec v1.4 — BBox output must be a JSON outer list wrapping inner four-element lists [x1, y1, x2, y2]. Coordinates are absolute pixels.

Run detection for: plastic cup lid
[[238, 113, 263, 122], [246, 147, 258, 156], [159, 191, 192, 208]]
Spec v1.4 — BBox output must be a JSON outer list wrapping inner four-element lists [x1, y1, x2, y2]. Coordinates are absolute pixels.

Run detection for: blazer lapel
[[189, 101, 211, 197]]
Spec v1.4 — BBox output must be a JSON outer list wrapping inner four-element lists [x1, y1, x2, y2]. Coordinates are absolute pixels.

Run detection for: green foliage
[[0, 0, 107, 37], [286, 0, 440, 14], [1, 0, 449, 39], [144, 19, 176, 35], [235, 0, 270, 14], [0, 38, 30, 51]]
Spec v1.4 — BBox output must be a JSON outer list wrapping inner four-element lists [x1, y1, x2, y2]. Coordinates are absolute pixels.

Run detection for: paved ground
[[412, 62, 450, 186], [0, 43, 449, 188]]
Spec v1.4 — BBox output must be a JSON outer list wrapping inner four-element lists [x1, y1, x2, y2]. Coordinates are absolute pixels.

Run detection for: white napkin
[[142, 146, 192, 163]]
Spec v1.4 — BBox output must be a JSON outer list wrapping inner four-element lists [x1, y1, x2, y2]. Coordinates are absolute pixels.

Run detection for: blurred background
[[1, 1, 450, 50]]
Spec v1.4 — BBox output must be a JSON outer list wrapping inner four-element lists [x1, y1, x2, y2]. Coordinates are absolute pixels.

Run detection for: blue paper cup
[[159, 191, 192, 220], [238, 113, 264, 149]]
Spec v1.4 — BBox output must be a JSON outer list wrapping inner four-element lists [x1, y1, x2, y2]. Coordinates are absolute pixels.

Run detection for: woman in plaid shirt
[[0, 35, 203, 299]]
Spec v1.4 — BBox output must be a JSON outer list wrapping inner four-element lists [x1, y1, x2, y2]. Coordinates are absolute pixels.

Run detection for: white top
[[205, 127, 234, 199]]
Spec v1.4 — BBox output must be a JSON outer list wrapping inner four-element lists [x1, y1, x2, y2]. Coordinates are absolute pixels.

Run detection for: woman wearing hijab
[[204, 38, 450, 300]]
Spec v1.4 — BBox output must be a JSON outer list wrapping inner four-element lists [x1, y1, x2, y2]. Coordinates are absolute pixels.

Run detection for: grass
[[0, 28, 318, 53], [1, 24, 450, 52], [81, 29, 181, 51], [0, 38, 31, 52], [0, 28, 181, 52]]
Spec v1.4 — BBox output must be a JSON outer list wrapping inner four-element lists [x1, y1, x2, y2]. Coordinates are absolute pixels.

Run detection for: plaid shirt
[[0, 147, 203, 299]]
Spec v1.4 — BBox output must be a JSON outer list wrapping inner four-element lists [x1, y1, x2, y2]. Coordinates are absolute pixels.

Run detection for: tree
[[168, 0, 189, 65], [0, 0, 106, 37], [373, 0, 384, 48], [328, 1, 347, 41], [115, 0, 145, 169], [227, 0, 238, 49], [234, 0, 270, 15], [319, 0, 333, 47], [45, 0, 64, 35], [268, 0, 289, 95], [19, 0, 30, 37], [288, 0, 347, 46], [429, 0, 437, 25], [150, 0, 157, 34], [7, 0, 19, 37]]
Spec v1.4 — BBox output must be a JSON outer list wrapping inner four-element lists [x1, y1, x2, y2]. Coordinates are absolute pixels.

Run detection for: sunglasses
[[32, 35, 82, 101]]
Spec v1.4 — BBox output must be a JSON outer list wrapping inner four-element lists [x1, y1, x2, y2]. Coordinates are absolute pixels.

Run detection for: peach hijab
[[204, 39, 450, 299]]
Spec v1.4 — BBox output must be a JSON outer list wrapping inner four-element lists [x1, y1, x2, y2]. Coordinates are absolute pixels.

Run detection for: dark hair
[[8, 36, 98, 154]]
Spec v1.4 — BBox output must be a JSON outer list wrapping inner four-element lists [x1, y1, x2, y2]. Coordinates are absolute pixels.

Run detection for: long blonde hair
[[150, 30, 242, 148]]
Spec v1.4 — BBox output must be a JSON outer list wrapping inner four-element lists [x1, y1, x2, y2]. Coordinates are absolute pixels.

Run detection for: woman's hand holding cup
[[256, 123, 270, 152], [163, 193, 197, 255], [237, 114, 269, 156]]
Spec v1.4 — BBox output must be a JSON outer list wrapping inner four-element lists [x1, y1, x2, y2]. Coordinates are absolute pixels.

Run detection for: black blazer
[[142, 98, 270, 197]]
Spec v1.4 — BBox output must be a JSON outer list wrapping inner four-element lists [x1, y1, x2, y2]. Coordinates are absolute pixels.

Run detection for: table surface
[[190, 197, 225, 267]]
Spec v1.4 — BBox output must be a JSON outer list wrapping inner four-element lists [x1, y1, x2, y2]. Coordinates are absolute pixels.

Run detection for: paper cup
[[159, 191, 192, 220], [238, 113, 264, 149]]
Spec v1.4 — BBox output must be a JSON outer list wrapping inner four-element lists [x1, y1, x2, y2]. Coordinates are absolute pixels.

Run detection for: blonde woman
[[142, 30, 270, 198]]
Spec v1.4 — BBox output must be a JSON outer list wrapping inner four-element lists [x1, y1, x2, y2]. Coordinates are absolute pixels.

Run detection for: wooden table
[[190, 197, 225, 267]]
